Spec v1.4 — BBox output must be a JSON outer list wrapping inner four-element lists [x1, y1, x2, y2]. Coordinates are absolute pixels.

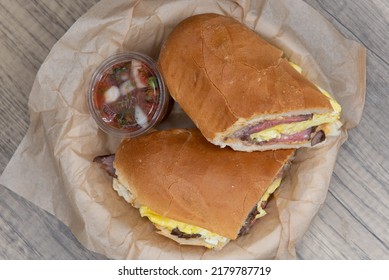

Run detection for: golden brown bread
[[114, 128, 294, 240], [158, 13, 334, 149]]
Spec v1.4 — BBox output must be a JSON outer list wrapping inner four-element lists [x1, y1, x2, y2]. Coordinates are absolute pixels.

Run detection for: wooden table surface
[[0, 0, 388, 259]]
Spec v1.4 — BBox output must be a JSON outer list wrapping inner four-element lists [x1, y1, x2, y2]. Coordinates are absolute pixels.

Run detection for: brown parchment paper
[[0, 0, 366, 259]]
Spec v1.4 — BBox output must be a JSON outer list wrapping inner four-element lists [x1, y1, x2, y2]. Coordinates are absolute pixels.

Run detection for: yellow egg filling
[[250, 62, 342, 142]]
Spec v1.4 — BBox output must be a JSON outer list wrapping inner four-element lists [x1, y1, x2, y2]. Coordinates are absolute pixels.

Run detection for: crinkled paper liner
[[0, 0, 365, 259]]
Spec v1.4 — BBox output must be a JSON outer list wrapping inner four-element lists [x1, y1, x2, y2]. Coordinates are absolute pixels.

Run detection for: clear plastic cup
[[88, 52, 170, 138]]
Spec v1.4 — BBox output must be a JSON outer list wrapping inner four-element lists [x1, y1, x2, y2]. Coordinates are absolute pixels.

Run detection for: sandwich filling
[[225, 63, 342, 147]]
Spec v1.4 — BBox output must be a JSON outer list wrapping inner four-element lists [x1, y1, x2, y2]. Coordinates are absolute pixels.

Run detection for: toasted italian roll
[[94, 129, 294, 249], [158, 13, 342, 151]]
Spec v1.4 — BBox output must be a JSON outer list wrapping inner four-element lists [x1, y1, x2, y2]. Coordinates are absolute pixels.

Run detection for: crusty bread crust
[[158, 13, 332, 142], [114, 129, 294, 240]]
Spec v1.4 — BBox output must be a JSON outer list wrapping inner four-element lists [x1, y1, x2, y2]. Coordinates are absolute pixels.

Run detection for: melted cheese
[[250, 62, 342, 142]]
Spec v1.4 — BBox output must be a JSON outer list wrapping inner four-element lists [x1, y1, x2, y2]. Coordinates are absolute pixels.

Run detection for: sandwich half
[[158, 13, 342, 152], [94, 129, 294, 249]]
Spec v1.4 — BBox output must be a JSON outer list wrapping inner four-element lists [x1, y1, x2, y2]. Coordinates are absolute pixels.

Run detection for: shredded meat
[[238, 161, 291, 237], [238, 206, 260, 236], [171, 227, 202, 239], [93, 154, 117, 178], [311, 130, 326, 146]]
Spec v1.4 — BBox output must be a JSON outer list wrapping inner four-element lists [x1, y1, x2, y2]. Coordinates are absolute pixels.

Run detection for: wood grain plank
[[0, 185, 106, 259], [304, 0, 389, 64], [297, 192, 389, 259], [0, 0, 102, 260], [298, 0, 389, 259], [0, 0, 100, 173]]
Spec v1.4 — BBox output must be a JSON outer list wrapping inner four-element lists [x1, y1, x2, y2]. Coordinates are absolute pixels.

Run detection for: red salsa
[[93, 58, 161, 133], [88, 52, 170, 138]]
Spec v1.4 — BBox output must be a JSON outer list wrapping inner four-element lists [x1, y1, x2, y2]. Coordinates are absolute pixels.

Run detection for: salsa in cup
[[88, 52, 170, 138]]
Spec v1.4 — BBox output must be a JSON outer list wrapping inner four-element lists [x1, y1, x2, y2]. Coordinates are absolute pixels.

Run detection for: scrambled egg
[[256, 178, 282, 219], [140, 206, 228, 247], [250, 62, 342, 142]]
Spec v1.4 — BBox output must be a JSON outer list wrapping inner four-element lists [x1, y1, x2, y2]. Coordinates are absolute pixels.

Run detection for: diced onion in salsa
[[92, 58, 161, 133]]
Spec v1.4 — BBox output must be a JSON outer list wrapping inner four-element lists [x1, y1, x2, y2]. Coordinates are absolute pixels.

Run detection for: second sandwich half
[[94, 129, 294, 249], [158, 13, 342, 152]]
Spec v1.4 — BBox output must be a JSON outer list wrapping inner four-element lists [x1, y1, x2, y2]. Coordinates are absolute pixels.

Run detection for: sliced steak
[[311, 130, 326, 146], [238, 206, 260, 236], [233, 114, 313, 139], [171, 227, 202, 239], [93, 154, 117, 178]]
